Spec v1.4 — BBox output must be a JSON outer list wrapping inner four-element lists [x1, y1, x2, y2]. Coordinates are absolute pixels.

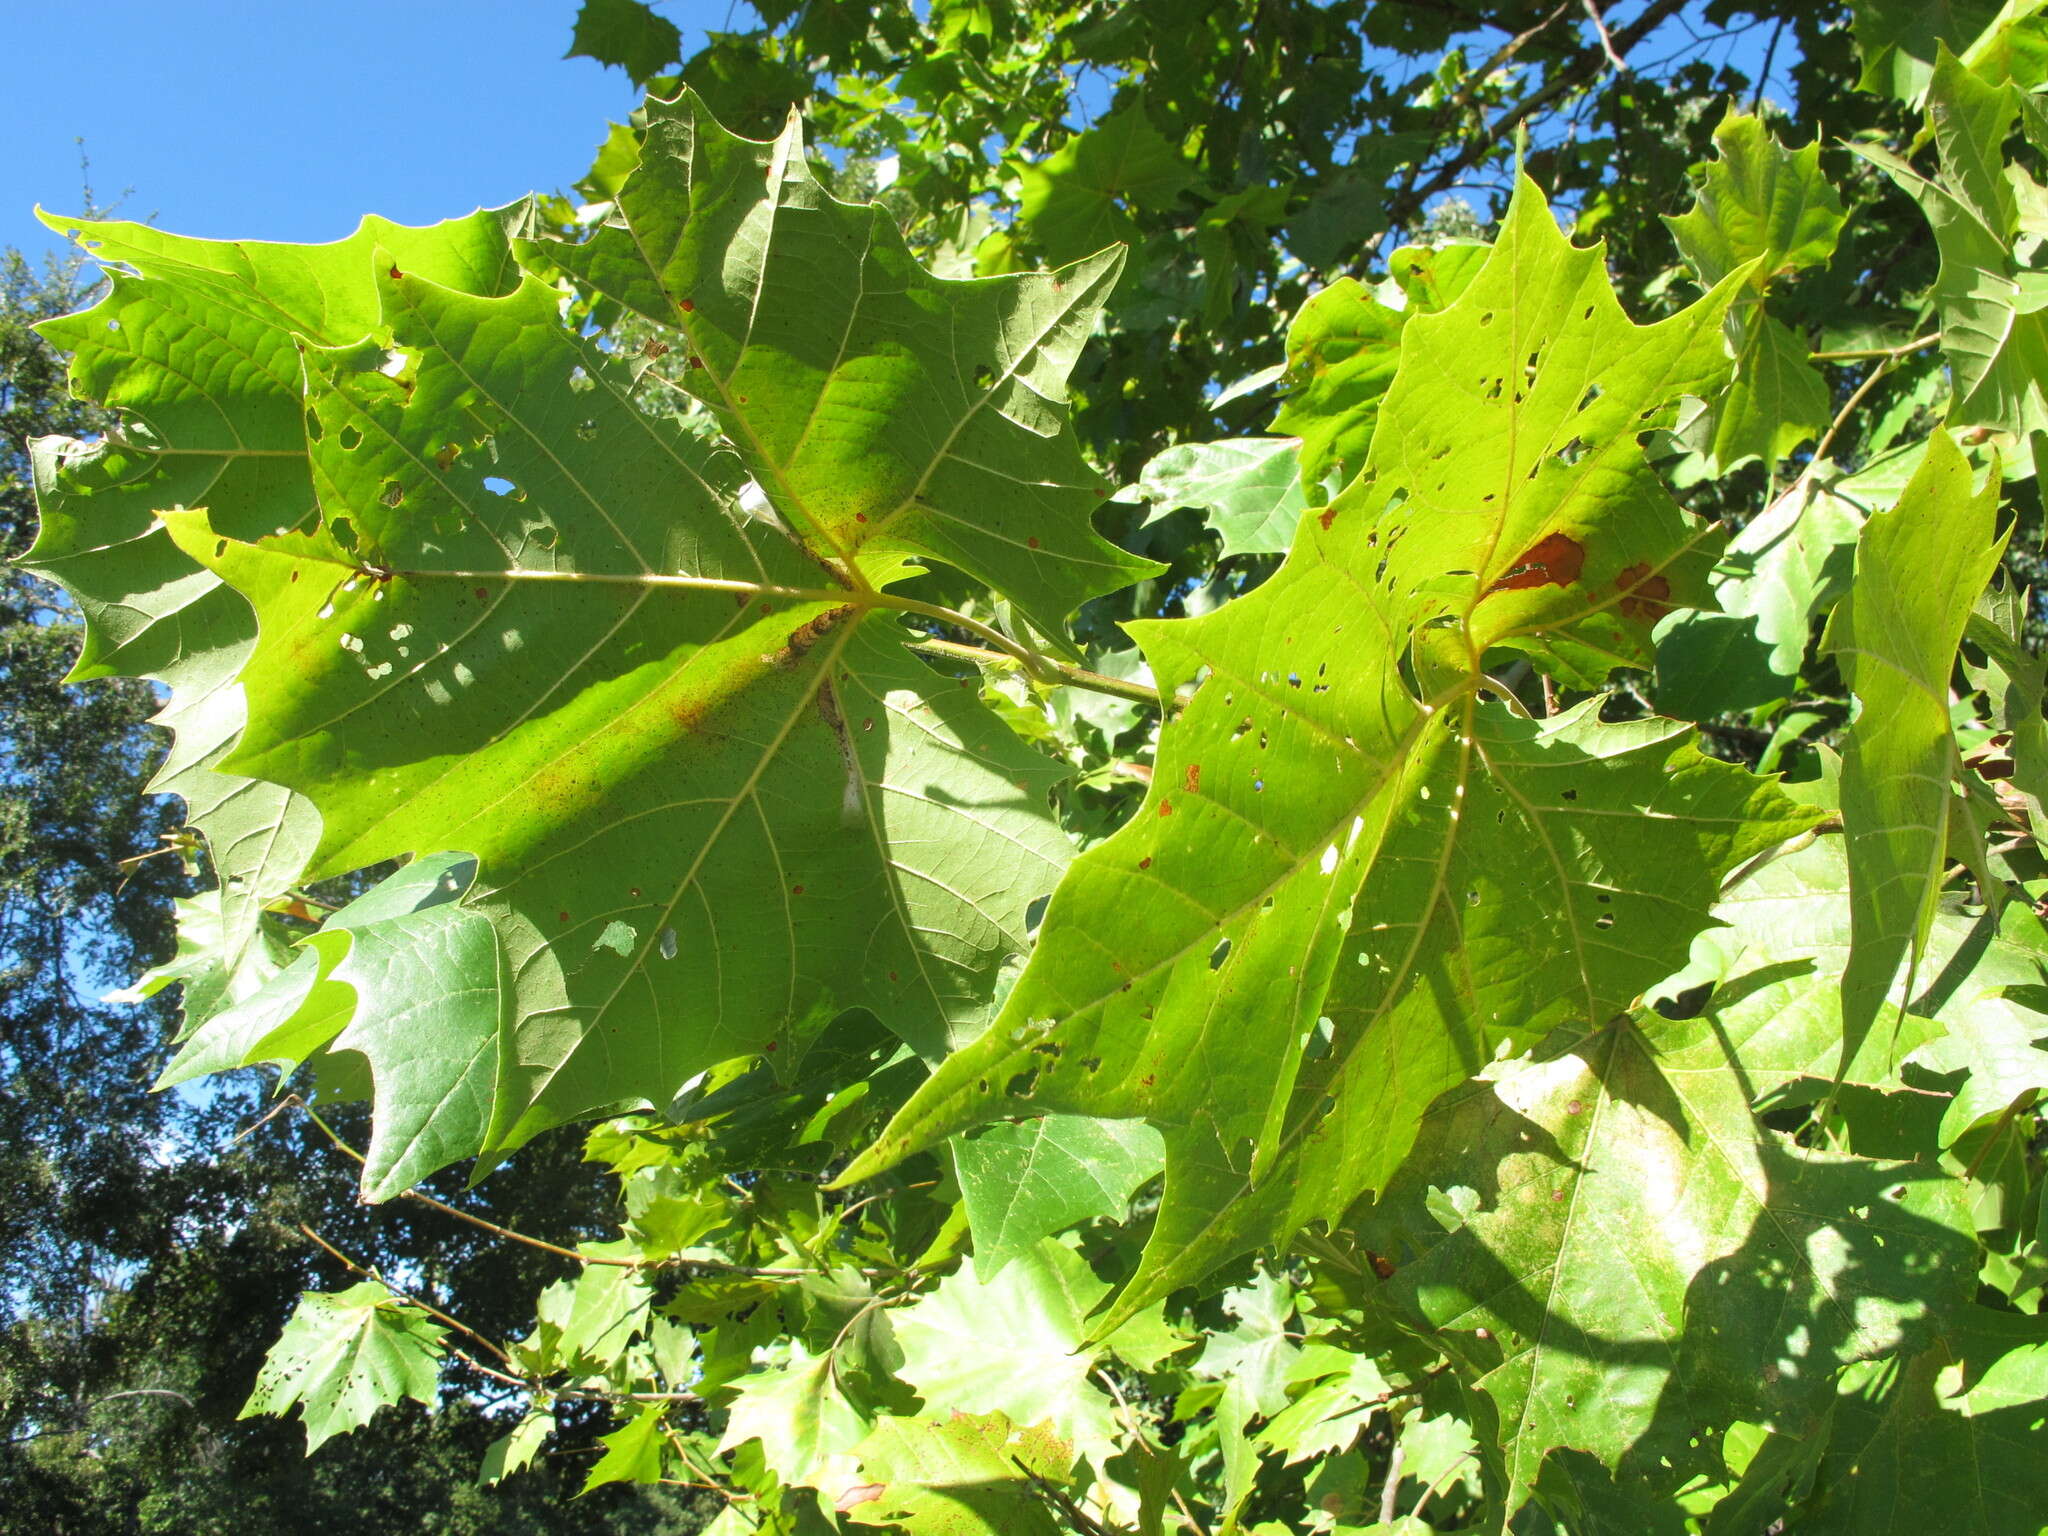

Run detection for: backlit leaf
[[1829, 430, 2003, 1089], [1357, 1016, 1978, 1523], [241, 1281, 448, 1453], [953, 1113, 1164, 1276], [846, 175, 1808, 1330]]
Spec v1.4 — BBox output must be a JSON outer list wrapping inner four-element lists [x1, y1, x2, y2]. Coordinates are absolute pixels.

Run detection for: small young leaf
[[241, 1281, 448, 1453], [953, 1114, 1164, 1276]]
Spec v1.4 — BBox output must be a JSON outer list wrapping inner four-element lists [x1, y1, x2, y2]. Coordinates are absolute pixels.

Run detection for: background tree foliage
[[13, 1, 2048, 1532]]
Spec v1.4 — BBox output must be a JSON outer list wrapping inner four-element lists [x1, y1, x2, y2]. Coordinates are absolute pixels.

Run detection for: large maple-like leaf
[[1351, 1016, 1978, 1525], [23, 211, 524, 1017], [1859, 49, 2048, 435], [532, 89, 1158, 639], [1829, 430, 2003, 1088], [42, 92, 1129, 1195], [843, 174, 1820, 1328]]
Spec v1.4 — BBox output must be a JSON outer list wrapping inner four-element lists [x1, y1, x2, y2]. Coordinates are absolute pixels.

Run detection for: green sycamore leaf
[[1803, 1306, 2048, 1533], [1829, 430, 2004, 1092], [826, 1411, 1075, 1536], [479, 1408, 555, 1485], [1665, 111, 1849, 292], [1257, 1349, 1391, 1465], [1115, 437, 1308, 557], [953, 1114, 1164, 1276], [104, 94, 1114, 1187], [845, 175, 1814, 1330], [1016, 102, 1197, 266], [157, 853, 498, 1198], [1666, 112, 1846, 472], [1191, 1268, 1300, 1514], [1268, 245, 1485, 501], [1851, 0, 2031, 102], [22, 211, 521, 1025], [1965, 583, 2048, 824], [533, 89, 1159, 641], [1689, 312, 1832, 473], [890, 1238, 1160, 1467], [241, 1280, 449, 1453], [1905, 897, 2048, 1145], [1859, 50, 2048, 434], [529, 1241, 656, 1371], [1654, 833, 1947, 1102], [717, 1342, 871, 1486], [1712, 445, 1915, 681], [1355, 1015, 1980, 1526], [583, 1401, 669, 1492], [566, 0, 683, 85]]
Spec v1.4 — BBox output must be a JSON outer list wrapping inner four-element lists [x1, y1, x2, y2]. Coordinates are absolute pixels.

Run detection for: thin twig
[[1751, 15, 1786, 113], [1808, 332, 1940, 364], [1411, 1449, 1477, 1519], [1388, 0, 1688, 231], [1378, 1441, 1407, 1524], [1581, 0, 1627, 71], [295, 1220, 516, 1367], [908, 634, 1162, 706], [289, 1099, 826, 1277]]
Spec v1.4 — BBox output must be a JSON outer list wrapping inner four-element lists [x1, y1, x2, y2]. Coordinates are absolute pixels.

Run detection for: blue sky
[[2, 0, 731, 262]]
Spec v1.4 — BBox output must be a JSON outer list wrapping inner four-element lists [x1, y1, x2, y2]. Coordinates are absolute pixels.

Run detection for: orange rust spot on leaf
[[1184, 762, 1201, 793], [678, 298, 696, 313], [1616, 562, 1673, 622], [1488, 531, 1586, 594], [1318, 505, 1339, 531], [1158, 799, 1173, 817]]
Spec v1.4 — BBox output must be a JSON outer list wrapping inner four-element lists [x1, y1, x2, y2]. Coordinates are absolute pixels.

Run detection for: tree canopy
[[15, 1, 2048, 1532]]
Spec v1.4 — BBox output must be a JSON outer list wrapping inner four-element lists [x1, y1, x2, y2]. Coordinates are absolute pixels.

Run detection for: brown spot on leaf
[[1366, 1250, 1396, 1280], [678, 298, 696, 313], [473, 587, 488, 601], [1488, 531, 1586, 594], [642, 338, 670, 360], [1140, 1074, 1155, 1087], [435, 443, 460, 471], [1139, 856, 1152, 870], [1616, 562, 1672, 622], [791, 884, 805, 896], [1318, 505, 1339, 531], [1184, 762, 1201, 793], [1027, 536, 1040, 549], [557, 911, 569, 924], [1158, 799, 1173, 817], [770, 605, 855, 668], [388, 265, 405, 280]]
